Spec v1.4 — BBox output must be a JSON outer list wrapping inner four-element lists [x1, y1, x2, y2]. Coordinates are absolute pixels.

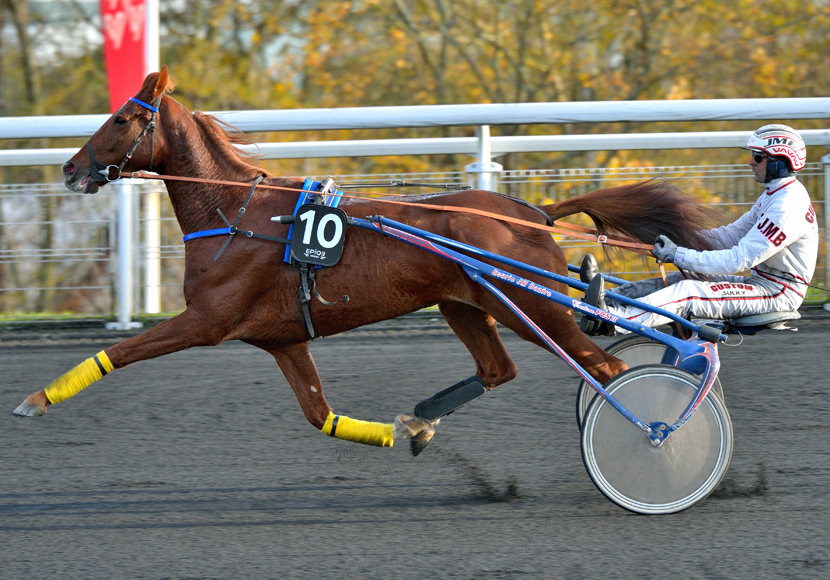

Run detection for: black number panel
[[289, 204, 348, 267]]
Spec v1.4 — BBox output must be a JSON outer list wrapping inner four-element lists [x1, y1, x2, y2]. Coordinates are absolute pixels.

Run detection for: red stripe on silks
[[754, 269, 806, 299], [624, 288, 787, 322], [765, 179, 796, 195]]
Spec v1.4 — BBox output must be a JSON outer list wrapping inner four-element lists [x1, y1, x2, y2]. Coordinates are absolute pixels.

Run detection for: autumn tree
[[7, 0, 830, 174]]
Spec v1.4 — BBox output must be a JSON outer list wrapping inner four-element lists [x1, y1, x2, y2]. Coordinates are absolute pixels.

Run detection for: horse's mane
[[148, 71, 265, 167], [193, 112, 262, 161], [191, 112, 273, 179]]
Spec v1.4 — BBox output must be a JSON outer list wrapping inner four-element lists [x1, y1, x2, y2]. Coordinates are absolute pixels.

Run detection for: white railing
[[5, 97, 830, 137], [6, 129, 830, 168], [3, 97, 830, 324], [1, 163, 828, 320]]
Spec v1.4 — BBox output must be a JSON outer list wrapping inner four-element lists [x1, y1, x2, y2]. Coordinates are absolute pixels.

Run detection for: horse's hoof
[[394, 414, 439, 438], [13, 401, 47, 417], [410, 428, 435, 457], [394, 414, 439, 456]]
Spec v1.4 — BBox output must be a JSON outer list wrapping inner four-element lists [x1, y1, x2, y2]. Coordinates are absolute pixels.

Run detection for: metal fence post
[[465, 125, 503, 191], [143, 0, 162, 315], [144, 189, 161, 313], [824, 154, 830, 309], [106, 180, 143, 330]]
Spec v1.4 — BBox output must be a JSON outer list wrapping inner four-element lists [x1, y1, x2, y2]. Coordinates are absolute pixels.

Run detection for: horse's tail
[[540, 179, 724, 250]]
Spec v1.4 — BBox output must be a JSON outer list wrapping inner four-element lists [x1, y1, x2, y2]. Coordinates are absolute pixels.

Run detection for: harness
[[277, 178, 350, 339], [182, 174, 290, 261], [87, 96, 163, 183], [183, 178, 350, 340]]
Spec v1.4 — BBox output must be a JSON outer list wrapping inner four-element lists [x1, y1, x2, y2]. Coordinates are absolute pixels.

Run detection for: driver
[[580, 124, 818, 336]]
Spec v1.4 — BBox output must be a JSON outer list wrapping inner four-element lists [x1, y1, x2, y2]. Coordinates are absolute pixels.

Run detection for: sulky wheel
[[580, 364, 733, 515], [576, 335, 724, 429]]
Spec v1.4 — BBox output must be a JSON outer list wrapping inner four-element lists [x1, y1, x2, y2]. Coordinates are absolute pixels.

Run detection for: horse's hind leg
[[479, 292, 628, 385], [438, 302, 518, 388], [388, 302, 518, 456], [261, 341, 396, 447]]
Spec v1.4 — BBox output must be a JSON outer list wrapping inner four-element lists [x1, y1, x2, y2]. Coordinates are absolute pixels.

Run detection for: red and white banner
[[101, 0, 147, 113]]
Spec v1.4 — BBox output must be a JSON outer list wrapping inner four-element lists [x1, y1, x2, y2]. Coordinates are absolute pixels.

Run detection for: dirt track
[[1, 315, 829, 579]]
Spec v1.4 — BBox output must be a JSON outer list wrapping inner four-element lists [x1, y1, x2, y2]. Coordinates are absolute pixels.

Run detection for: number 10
[[299, 209, 344, 249]]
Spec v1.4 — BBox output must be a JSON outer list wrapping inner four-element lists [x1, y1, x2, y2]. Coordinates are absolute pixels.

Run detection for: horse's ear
[[152, 66, 169, 100]]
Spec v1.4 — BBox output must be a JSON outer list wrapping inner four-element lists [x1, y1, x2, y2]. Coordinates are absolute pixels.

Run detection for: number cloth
[[283, 179, 343, 265]]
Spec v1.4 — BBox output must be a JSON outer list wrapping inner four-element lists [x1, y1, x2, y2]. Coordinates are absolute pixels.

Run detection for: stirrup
[[580, 317, 616, 337]]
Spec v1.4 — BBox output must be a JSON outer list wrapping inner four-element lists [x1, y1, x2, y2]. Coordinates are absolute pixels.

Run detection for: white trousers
[[606, 271, 802, 332]]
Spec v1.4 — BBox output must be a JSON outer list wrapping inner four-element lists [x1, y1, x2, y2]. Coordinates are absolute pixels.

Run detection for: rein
[[120, 170, 655, 253]]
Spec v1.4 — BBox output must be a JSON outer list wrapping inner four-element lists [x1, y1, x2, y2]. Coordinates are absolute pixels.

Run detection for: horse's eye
[[114, 116, 127, 125]]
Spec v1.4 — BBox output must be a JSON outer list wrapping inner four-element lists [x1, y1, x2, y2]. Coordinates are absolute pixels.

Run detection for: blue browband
[[129, 97, 159, 112]]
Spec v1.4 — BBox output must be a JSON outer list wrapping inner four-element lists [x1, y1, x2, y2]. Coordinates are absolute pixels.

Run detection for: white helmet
[[744, 124, 806, 172]]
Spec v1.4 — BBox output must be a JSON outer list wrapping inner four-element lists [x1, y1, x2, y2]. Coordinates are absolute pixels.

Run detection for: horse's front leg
[[262, 342, 397, 448], [13, 308, 223, 417]]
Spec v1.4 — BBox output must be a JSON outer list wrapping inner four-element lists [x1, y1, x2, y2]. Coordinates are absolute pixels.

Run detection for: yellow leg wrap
[[320, 411, 394, 447], [44, 351, 114, 405]]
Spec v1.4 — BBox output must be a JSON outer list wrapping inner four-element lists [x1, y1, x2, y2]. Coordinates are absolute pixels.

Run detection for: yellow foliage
[[19, 0, 830, 177]]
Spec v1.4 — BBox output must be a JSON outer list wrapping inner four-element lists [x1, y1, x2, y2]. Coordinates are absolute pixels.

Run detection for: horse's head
[[62, 66, 176, 194]]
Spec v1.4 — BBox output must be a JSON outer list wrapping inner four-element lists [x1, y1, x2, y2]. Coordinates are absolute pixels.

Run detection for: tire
[[580, 364, 733, 515], [576, 335, 724, 429]]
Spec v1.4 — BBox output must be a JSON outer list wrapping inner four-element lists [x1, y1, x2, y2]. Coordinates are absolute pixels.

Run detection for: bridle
[[86, 95, 163, 183]]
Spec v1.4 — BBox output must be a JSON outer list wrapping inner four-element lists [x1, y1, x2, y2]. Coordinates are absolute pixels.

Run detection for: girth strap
[[297, 263, 318, 339]]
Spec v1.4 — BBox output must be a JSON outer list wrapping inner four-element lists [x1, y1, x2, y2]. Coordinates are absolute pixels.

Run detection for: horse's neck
[[159, 114, 301, 234]]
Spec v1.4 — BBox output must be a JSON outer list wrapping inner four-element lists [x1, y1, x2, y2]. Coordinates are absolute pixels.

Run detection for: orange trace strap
[[123, 171, 656, 253]]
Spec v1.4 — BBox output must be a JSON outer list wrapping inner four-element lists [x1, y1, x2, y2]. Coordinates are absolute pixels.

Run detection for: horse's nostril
[[62, 162, 75, 176]]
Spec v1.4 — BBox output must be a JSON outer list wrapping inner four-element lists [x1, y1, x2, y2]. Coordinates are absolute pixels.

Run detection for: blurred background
[[2, 0, 830, 318]]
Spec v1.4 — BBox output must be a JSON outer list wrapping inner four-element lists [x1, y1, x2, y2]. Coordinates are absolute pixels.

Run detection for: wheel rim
[[581, 365, 733, 514], [576, 336, 724, 429]]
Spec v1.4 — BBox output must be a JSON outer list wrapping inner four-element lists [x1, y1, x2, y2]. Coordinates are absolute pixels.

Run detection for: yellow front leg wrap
[[44, 351, 114, 405], [320, 411, 394, 447]]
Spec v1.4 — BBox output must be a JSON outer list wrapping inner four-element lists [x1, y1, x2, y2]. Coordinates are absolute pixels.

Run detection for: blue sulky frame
[[351, 216, 725, 447]]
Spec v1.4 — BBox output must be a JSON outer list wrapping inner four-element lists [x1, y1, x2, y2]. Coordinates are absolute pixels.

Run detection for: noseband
[[87, 95, 162, 182]]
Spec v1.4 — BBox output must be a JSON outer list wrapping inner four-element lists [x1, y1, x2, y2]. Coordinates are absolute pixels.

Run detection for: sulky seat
[[726, 310, 801, 333]]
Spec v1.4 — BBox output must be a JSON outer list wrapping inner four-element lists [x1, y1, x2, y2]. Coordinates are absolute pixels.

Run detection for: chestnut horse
[[14, 67, 721, 452]]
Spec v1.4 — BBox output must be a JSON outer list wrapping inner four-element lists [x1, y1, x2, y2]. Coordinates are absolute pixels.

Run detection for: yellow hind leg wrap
[[320, 411, 394, 447], [44, 351, 114, 405]]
